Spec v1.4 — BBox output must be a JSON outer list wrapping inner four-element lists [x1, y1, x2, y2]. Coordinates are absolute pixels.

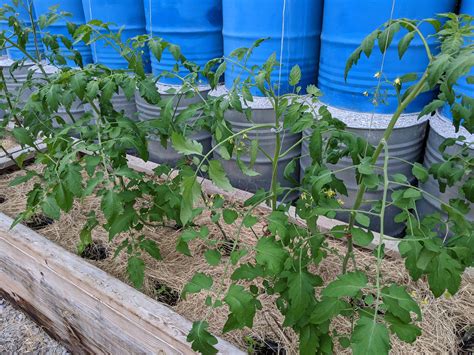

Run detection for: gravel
[[0, 297, 69, 354], [430, 112, 474, 144], [322, 103, 429, 129]]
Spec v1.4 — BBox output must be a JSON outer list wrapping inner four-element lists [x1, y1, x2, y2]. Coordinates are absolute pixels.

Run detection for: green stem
[[270, 130, 281, 210], [342, 70, 429, 274]]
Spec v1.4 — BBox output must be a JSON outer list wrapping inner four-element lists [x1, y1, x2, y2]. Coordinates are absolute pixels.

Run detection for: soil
[[0, 164, 472, 354]]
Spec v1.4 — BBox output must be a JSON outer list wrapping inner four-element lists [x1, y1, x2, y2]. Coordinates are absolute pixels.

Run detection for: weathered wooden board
[[0, 213, 243, 354], [0, 141, 45, 169]]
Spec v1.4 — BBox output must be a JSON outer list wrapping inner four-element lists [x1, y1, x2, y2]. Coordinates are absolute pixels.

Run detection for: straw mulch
[[0, 164, 472, 354]]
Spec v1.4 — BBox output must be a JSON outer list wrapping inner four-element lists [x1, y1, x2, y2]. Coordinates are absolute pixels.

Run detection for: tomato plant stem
[[342, 70, 429, 274]]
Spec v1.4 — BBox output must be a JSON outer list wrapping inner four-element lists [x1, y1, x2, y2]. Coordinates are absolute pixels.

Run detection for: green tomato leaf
[[101, 190, 122, 223], [180, 176, 201, 225], [9, 171, 36, 187], [231, 263, 264, 281], [139, 239, 162, 261], [171, 132, 203, 156], [204, 249, 221, 266], [322, 271, 368, 298], [412, 163, 429, 183], [310, 297, 351, 325], [351, 316, 391, 355], [223, 284, 260, 333], [187, 321, 218, 355], [382, 284, 421, 323], [182, 272, 213, 300], [209, 160, 233, 192], [223, 209, 238, 224], [385, 314, 421, 343], [355, 213, 371, 228], [41, 195, 61, 220], [12, 127, 35, 147], [127, 256, 145, 289], [289, 64, 302, 86], [351, 227, 374, 247], [255, 237, 288, 275]]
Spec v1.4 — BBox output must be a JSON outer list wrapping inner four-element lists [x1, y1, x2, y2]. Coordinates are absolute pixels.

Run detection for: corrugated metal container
[[33, 0, 92, 66], [417, 114, 474, 224], [111, 90, 139, 120], [301, 107, 428, 237], [144, 0, 222, 85], [212, 89, 300, 201], [223, 0, 323, 96], [5, 0, 43, 60], [318, 0, 456, 113], [135, 85, 212, 165], [82, 0, 150, 70], [0, 58, 35, 108]]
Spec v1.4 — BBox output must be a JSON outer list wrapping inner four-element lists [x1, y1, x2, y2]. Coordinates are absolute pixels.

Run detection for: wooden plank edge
[[0, 212, 243, 354], [127, 155, 474, 281], [0, 141, 46, 169]]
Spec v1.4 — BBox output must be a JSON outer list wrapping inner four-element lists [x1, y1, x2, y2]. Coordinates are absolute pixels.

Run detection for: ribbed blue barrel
[[144, 0, 222, 85], [442, 0, 474, 120], [318, 0, 457, 113], [82, 0, 150, 70], [223, 0, 323, 96], [458, 0, 474, 101], [5, 0, 44, 60], [33, 0, 92, 66], [0, 20, 8, 55]]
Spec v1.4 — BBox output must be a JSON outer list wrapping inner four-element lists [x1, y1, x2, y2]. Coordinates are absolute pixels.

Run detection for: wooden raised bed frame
[[0, 152, 472, 353]]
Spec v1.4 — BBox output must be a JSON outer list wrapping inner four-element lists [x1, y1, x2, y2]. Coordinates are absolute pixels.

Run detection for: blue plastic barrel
[[33, 0, 92, 66], [440, 0, 474, 120], [5, 0, 43, 60], [223, 0, 324, 96], [144, 0, 222, 85], [0, 19, 8, 55], [318, 0, 457, 114], [82, 0, 150, 70], [456, 0, 474, 105]]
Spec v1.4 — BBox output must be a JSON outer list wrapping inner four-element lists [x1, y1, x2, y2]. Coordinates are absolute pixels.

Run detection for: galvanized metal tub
[[0, 58, 35, 110], [135, 83, 212, 166], [417, 113, 474, 222], [84, 89, 137, 126], [211, 86, 301, 201], [111, 90, 138, 121], [53, 101, 87, 128], [301, 105, 429, 237]]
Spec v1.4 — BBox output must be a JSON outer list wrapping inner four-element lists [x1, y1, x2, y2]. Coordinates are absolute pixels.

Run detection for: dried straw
[[0, 165, 471, 354]]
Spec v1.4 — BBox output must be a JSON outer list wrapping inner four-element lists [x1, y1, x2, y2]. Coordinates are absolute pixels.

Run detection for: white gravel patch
[[0, 297, 68, 354], [430, 112, 474, 144]]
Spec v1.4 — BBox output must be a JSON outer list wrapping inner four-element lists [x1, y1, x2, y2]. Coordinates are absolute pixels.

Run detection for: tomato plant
[[0, 2, 473, 354]]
